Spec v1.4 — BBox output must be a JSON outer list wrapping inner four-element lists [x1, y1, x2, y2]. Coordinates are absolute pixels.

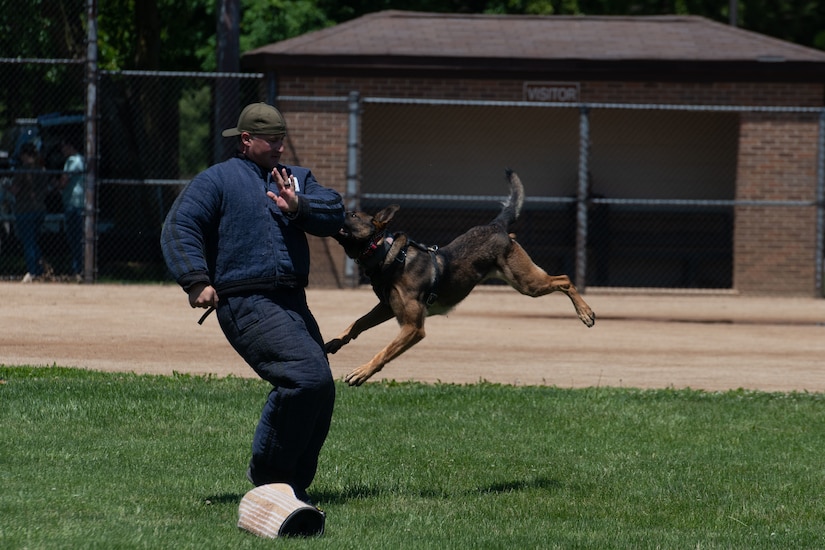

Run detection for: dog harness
[[358, 231, 441, 307], [417, 244, 441, 307]]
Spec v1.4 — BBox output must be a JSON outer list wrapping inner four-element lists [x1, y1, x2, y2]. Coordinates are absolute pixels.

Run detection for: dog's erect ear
[[372, 204, 400, 229]]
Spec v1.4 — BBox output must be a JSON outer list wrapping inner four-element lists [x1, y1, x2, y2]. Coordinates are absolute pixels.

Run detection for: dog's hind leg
[[325, 302, 396, 355], [498, 240, 596, 327]]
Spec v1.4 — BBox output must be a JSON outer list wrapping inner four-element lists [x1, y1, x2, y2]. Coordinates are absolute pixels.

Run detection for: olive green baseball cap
[[222, 102, 286, 137]]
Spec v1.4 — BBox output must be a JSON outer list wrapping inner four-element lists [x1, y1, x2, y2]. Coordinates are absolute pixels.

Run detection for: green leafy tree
[[97, 0, 330, 73], [98, 0, 213, 71], [239, 0, 332, 67], [0, 0, 86, 126], [737, 0, 825, 49]]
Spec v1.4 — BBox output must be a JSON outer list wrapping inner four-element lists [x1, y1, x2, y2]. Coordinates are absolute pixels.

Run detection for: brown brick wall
[[733, 206, 817, 295], [734, 112, 820, 295], [276, 75, 823, 294], [275, 100, 350, 287]]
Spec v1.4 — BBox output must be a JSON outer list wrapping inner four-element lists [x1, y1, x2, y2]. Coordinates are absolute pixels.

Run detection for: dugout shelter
[[241, 11, 825, 296]]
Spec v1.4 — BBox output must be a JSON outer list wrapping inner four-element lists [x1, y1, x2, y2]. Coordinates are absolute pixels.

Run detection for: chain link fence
[[0, 62, 265, 281], [357, 100, 745, 291], [2, 8, 823, 294], [282, 95, 823, 294]]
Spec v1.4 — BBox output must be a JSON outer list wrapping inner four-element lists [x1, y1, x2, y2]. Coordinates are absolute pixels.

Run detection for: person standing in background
[[11, 143, 49, 283], [59, 137, 85, 281]]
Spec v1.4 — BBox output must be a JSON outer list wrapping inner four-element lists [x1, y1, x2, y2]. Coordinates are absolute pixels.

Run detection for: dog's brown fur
[[328, 169, 595, 386]]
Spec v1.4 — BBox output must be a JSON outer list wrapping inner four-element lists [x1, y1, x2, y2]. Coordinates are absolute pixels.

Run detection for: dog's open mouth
[[335, 227, 351, 241]]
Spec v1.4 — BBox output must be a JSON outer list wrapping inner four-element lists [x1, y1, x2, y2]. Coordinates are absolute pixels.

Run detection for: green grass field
[[2, 365, 823, 549]]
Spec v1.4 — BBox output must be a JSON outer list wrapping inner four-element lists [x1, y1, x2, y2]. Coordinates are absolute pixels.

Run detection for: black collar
[[357, 232, 395, 271]]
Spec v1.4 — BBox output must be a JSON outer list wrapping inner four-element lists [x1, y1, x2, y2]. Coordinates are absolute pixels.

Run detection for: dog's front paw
[[344, 370, 364, 386], [344, 365, 374, 386]]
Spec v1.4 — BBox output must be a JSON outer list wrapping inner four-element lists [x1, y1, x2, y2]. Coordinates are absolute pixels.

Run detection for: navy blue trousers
[[216, 289, 335, 497], [16, 211, 45, 276], [64, 207, 84, 276]]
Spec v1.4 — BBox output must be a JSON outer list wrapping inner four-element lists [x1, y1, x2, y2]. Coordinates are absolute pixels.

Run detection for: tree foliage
[[2, 0, 823, 71], [95, 0, 332, 72], [89, 0, 825, 72], [97, 0, 213, 70], [0, 0, 85, 59]]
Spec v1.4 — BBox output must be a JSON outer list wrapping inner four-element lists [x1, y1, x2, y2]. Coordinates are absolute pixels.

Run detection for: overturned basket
[[238, 483, 325, 538]]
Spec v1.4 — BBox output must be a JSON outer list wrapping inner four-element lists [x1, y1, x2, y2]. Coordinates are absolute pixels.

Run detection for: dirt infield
[[2, 282, 824, 392]]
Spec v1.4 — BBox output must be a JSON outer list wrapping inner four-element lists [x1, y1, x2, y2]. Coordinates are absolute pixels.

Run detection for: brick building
[[242, 11, 825, 295]]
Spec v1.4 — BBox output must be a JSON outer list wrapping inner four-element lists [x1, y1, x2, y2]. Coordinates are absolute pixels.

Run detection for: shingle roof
[[241, 10, 825, 81]]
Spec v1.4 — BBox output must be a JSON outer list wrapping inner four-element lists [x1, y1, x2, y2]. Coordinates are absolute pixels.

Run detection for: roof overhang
[[240, 12, 825, 84], [241, 54, 824, 83]]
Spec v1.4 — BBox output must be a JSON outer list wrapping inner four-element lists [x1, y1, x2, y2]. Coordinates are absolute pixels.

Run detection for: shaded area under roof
[[242, 11, 825, 81]]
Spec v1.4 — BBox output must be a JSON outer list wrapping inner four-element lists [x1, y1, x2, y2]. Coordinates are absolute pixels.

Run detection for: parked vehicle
[[0, 112, 83, 171]]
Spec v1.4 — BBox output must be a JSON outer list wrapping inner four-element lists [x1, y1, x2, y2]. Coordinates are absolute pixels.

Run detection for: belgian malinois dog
[[327, 169, 595, 386]]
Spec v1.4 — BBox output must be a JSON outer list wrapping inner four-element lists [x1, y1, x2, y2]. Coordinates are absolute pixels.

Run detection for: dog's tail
[[493, 168, 525, 229]]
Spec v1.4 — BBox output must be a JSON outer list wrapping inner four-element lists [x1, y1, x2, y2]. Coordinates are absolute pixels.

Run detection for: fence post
[[83, 0, 98, 283], [575, 105, 590, 291], [344, 91, 361, 287], [214, 0, 240, 164], [816, 109, 825, 297]]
